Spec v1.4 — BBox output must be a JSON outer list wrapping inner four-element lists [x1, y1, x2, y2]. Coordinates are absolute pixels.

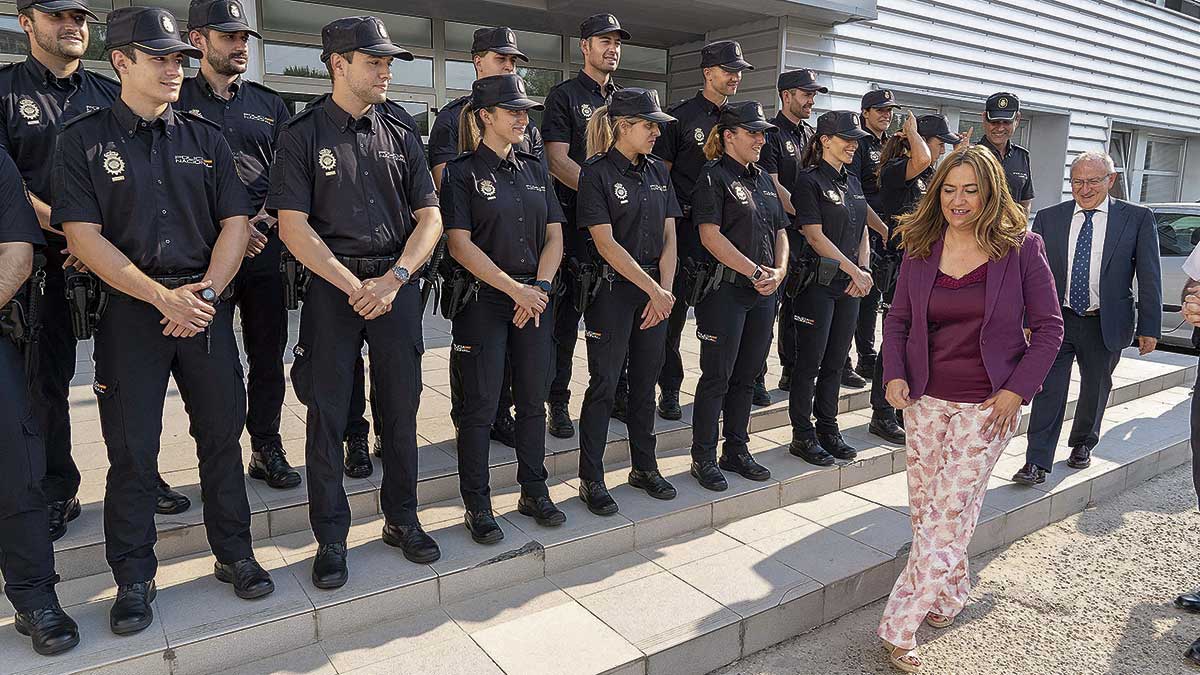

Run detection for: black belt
[[103, 272, 232, 301], [603, 262, 659, 283], [335, 254, 398, 279], [718, 266, 757, 289], [1064, 305, 1100, 318]]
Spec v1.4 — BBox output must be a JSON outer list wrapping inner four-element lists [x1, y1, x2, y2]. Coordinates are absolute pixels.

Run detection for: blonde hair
[[456, 104, 496, 154], [895, 144, 1027, 260], [584, 106, 646, 158], [703, 126, 726, 161]]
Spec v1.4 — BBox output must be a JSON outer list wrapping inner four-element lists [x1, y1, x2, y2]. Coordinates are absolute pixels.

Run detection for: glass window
[[131, 0, 189, 18], [0, 14, 108, 61], [1142, 174, 1182, 203], [620, 77, 666, 103], [1144, 136, 1184, 172], [265, 42, 432, 87], [261, 0, 431, 48], [569, 38, 666, 74], [396, 100, 429, 136], [445, 61, 561, 98], [1155, 212, 1200, 257], [444, 22, 561, 62], [444, 59, 474, 91]]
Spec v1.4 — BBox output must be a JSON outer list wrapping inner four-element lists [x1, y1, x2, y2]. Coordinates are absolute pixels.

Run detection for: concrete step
[[49, 348, 1196, 584], [4, 377, 1192, 675]]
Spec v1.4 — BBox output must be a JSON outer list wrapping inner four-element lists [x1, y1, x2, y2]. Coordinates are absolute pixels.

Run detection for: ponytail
[[703, 125, 726, 161], [801, 133, 827, 168], [457, 104, 501, 154], [585, 105, 615, 158], [876, 134, 912, 189]]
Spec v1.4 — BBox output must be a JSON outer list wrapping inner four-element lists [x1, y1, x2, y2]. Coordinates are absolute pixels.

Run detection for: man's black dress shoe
[[311, 542, 348, 589], [15, 600, 80, 655], [343, 434, 373, 479], [719, 453, 771, 481], [1185, 637, 1200, 667], [382, 523, 441, 563], [517, 494, 566, 527], [547, 403, 574, 439], [752, 380, 772, 407], [869, 413, 906, 445], [463, 510, 504, 544], [817, 432, 857, 461], [110, 581, 156, 635], [1011, 462, 1047, 486], [214, 558, 275, 599], [840, 368, 867, 388], [248, 441, 302, 489], [1175, 591, 1200, 613], [691, 460, 728, 492], [789, 438, 835, 467], [656, 389, 681, 421], [490, 411, 517, 448], [1067, 444, 1092, 469], [47, 498, 81, 541], [628, 469, 676, 500], [578, 480, 619, 516], [155, 478, 190, 515]]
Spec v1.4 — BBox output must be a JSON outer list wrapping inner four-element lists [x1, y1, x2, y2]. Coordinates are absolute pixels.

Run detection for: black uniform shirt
[[441, 143, 564, 276], [177, 76, 291, 213], [691, 154, 786, 267], [0, 152, 42, 247], [791, 160, 867, 261], [428, 94, 544, 169], [759, 112, 813, 193], [51, 100, 253, 276], [847, 129, 888, 212], [577, 147, 682, 265], [267, 96, 439, 257], [541, 70, 619, 206], [980, 136, 1035, 202], [654, 91, 722, 213], [877, 156, 933, 227]]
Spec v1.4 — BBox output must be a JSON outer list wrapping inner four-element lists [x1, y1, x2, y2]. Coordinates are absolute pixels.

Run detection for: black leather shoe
[[657, 389, 682, 420], [578, 480, 619, 516], [752, 380, 772, 407], [691, 460, 728, 492], [719, 452, 771, 481], [789, 438, 835, 467], [382, 523, 441, 563], [311, 542, 348, 589], [612, 391, 629, 423], [155, 478, 190, 515], [214, 558, 275, 600], [869, 413, 907, 445], [47, 498, 81, 542], [14, 600, 79, 656], [1067, 445, 1092, 469], [463, 510, 504, 544], [110, 581, 156, 635], [372, 436, 384, 458], [1175, 591, 1200, 613], [628, 469, 676, 500], [817, 432, 857, 461], [1185, 637, 1200, 667], [1011, 462, 1047, 486], [343, 434, 373, 479], [547, 402, 575, 439], [517, 494, 567, 527], [490, 411, 517, 448], [854, 358, 875, 381], [778, 369, 791, 392], [248, 441, 302, 490], [840, 368, 867, 388]]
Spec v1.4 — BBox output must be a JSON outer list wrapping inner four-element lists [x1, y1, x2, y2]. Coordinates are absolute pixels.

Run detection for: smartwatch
[[199, 287, 217, 304], [392, 265, 411, 284], [751, 266, 764, 281], [532, 280, 553, 294]]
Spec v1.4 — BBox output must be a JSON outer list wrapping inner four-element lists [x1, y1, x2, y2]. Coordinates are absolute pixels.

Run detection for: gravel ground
[[712, 463, 1200, 675]]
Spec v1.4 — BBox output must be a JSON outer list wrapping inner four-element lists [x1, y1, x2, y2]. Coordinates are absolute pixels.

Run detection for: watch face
[[201, 288, 217, 302]]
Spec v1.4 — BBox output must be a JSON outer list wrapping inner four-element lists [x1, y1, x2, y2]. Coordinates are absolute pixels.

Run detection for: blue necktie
[[1069, 209, 1098, 315]]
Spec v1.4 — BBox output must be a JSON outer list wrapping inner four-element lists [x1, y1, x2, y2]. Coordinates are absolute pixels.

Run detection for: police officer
[[576, 88, 680, 515], [542, 13, 625, 440], [269, 16, 443, 587], [786, 111, 875, 467], [0, 0, 190, 539], [980, 91, 1034, 212], [688, 101, 788, 492], [442, 74, 566, 543], [179, 0, 301, 491], [760, 68, 824, 394], [54, 7, 274, 635], [0, 151, 80, 656], [655, 40, 754, 420], [843, 88, 900, 389]]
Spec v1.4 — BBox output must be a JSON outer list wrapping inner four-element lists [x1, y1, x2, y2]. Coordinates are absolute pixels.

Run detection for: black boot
[[490, 410, 517, 448], [789, 437, 835, 467], [517, 494, 567, 527], [547, 402, 574, 439], [311, 542, 348, 589], [719, 452, 772, 481], [110, 581, 156, 635], [840, 368, 867, 389], [628, 469, 677, 500], [657, 389, 682, 421], [248, 441, 302, 489], [752, 379, 772, 407], [578, 480, 619, 516], [343, 433, 373, 478], [868, 412, 906, 445], [778, 368, 791, 392], [817, 432, 857, 461], [47, 498, 81, 542], [155, 478, 190, 515], [14, 600, 80, 656], [690, 460, 728, 492], [382, 523, 441, 563], [214, 558, 275, 600], [463, 510, 504, 544]]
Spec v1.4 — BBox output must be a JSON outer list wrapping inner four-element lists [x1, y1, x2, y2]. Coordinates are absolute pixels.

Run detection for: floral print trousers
[[877, 395, 1017, 650]]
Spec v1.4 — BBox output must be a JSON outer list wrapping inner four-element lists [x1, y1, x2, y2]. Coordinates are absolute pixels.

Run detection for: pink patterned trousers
[[877, 394, 1017, 650]]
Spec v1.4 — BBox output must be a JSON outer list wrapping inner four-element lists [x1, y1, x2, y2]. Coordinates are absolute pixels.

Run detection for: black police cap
[[916, 114, 962, 144], [701, 40, 753, 72], [16, 0, 97, 21], [719, 100, 775, 132], [471, 74, 542, 111], [105, 7, 202, 58], [861, 89, 899, 110], [579, 13, 630, 40], [320, 16, 414, 63], [778, 69, 827, 93], [815, 110, 869, 141], [985, 92, 1020, 120], [608, 88, 674, 124], [471, 27, 527, 61], [187, 0, 261, 38]]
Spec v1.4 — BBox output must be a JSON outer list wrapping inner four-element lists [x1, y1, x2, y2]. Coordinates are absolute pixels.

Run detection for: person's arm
[[26, 191, 57, 235], [205, 135, 254, 296], [770, 173, 795, 216], [900, 113, 931, 180], [1132, 206, 1162, 353], [882, 253, 914, 409], [866, 205, 888, 238], [546, 142, 580, 191], [660, 217, 677, 294], [1001, 234, 1065, 404], [447, 228, 547, 322], [0, 241, 32, 306], [277, 210, 359, 295]]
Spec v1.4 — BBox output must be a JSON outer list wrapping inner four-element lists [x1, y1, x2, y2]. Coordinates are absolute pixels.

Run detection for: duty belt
[[718, 266, 758, 289], [601, 262, 660, 285], [103, 272, 233, 301], [335, 255, 397, 279]]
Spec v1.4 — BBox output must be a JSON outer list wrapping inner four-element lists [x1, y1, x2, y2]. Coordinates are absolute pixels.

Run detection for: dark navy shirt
[[980, 136, 1035, 202], [759, 112, 813, 193], [51, 100, 253, 276], [878, 156, 933, 231], [176, 76, 291, 213], [0, 152, 41, 247], [428, 94, 544, 169], [654, 91, 722, 212], [541, 70, 619, 208], [847, 129, 888, 212], [791, 160, 867, 261], [441, 143, 563, 277], [692, 155, 787, 268], [267, 97, 439, 257], [577, 147, 682, 266]]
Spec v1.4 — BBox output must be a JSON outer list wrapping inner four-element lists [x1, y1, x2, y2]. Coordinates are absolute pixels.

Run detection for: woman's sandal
[[925, 612, 953, 629], [882, 640, 922, 673]]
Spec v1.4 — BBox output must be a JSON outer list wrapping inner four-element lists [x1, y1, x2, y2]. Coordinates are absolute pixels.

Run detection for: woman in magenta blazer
[[875, 146, 1063, 671]]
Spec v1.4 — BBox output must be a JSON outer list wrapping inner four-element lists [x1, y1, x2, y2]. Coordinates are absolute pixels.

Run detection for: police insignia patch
[[580, 103, 593, 119], [694, 127, 705, 144], [998, 98, 1009, 109], [870, 150, 881, 162], [102, 150, 126, 181], [826, 189, 841, 204], [229, 1, 241, 18], [478, 179, 497, 198], [17, 97, 39, 123], [785, 140, 796, 155], [377, 22, 388, 39], [614, 183, 628, 201], [318, 148, 337, 174], [732, 183, 748, 203], [161, 14, 175, 34]]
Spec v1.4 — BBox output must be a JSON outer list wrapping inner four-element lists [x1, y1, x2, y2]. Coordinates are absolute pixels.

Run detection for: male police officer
[[760, 68, 824, 394], [542, 13, 625, 439], [179, 0, 301, 491], [980, 91, 1034, 212], [54, 6, 274, 635], [655, 40, 753, 418], [0, 0, 189, 539], [269, 16, 443, 588]]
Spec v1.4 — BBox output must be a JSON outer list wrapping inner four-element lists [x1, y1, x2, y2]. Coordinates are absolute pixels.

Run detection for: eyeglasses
[[1070, 174, 1113, 189]]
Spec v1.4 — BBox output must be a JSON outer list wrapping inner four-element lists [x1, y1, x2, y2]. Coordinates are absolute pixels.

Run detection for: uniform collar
[[576, 69, 615, 97], [112, 97, 176, 137], [693, 90, 722, 115], [476, 142, 522, 172], [1073, 198, 1110, 216], [721, 153, 759, 179], [322, 96, 376, 134], [606, 146, 647, 175], [24, 55, 82, 88], [196, 74, 242, 102], [818, 159, 847, 185], [980, 135, 1012, 160]]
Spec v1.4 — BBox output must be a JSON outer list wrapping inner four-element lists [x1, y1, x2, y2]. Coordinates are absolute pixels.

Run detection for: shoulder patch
[[179, 109, 221, 129], [446, 150, 474, 165], [1011, 143, 1031, 155], [666, 98, 689, 113], [279, 103, 320, 129], [60, 107, 106, 129], [377, 99, 416, 132], [582, 153, 606, 166]]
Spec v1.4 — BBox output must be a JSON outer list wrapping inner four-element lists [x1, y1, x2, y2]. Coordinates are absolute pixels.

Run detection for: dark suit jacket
[[882, 233, 1064, 404], [1032, 198, 1162, 353]]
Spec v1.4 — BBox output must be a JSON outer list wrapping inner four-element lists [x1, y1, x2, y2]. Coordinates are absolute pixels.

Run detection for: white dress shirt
[[1184, 241, 1200, 281], [1065, 198, 1109, 312]]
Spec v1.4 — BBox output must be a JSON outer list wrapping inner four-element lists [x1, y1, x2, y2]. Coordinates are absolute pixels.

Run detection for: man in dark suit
[[1013, 151, 1161, 485]]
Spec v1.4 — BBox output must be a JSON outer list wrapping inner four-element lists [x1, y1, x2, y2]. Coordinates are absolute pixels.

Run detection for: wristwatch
[[199, 287, 217, 304], [751, 266, 765, 281], [532, 280, 553, 294], [392, 265, 411, 284]]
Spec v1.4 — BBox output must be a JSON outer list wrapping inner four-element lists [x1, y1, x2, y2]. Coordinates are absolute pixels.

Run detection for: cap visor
[[203, 22, 263, 39], [359, 43, 415, 61], [490, 46, 530, 62], [132, 39, 203, 59], [837, 128, 871, 140], [31, 1, 98, 20], [497, 98, 544, 111], [740, 121, 776, 132], [637, 111, 675, 124], [986, 110, 1017, 121], [938, 132, 963, 144], [719, 60, 754, 72]]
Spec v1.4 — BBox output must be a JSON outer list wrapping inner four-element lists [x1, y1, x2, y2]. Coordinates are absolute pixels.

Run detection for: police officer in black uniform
[[980, 91, 1034, 212], [786, 111, 875, 467], [655, 40, 754, 419], [688, 101, 788, 492], [0, 0, 189, 539], [54, 6, 274, 635], [269, 16, 443, 587], [0, 151, 80, 656], [575, 88, 680, 515], [760, 68, 824, 394], [542, 13, 625, 440], [179, 0, 300, 491], [442, 74, 567, 543]]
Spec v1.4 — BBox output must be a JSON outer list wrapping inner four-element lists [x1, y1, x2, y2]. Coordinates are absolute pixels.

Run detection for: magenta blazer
[[882, 232, 1064, 404]]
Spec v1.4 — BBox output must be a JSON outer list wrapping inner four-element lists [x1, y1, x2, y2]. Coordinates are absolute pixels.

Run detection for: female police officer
[[688, 101, 789, 492], [575, 89, 681, 515], [442, 74, 567, 543]]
